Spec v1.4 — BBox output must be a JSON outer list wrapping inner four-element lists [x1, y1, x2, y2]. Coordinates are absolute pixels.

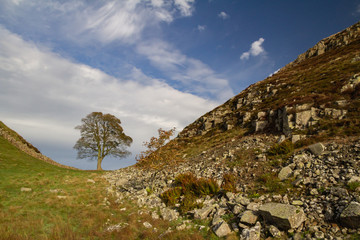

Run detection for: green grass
[[0, 136, 217, 239]]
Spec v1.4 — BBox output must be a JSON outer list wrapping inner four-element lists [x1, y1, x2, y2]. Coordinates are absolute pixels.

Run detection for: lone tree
[[74, 112, 132, 170]]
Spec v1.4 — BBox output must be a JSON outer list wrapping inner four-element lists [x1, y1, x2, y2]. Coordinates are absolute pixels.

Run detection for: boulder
[[212, 221, 232, 237], [340, 202, 360, 228], [308, 143, 325, 156], [278, 166, 293, 181], [258, 203, 305, 230]]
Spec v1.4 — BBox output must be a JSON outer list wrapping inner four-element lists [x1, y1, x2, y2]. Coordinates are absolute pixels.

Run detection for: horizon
[[1, 0, 360, 170]]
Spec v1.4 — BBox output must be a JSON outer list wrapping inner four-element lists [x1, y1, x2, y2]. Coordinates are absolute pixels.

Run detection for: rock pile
[[104, 138, 360, 239]]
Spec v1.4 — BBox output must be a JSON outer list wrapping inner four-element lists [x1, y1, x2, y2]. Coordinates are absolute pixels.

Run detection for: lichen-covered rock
[[340, 202, 360, 228], [258, 203, 305, 230]]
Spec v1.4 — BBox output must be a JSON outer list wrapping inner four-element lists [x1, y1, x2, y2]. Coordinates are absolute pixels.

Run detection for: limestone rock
[[212, 221, 232, 237], [240, 221, 261, 240], [308, 143, 325, 156], [258, 203, 305, 230], [340, 202, 360, 228], [194, 205, 214, 220], [240, 210, 258, 225], [278, 166, 293, 181]]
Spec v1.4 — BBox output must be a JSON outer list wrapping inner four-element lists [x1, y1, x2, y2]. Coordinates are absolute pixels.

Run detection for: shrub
[[160, 187, 182, 206], [267, 140, 294, 159], [179, 192, 202, 215], [221, 173, 237, 193]]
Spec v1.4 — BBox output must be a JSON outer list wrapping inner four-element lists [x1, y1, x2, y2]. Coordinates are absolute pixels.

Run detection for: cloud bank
[[0, 26, 218, 169]]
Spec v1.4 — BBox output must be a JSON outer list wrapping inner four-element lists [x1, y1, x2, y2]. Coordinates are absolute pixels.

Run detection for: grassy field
[[0, 136, 220, 240]]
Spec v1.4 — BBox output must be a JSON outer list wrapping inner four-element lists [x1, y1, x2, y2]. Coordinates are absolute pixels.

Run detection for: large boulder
[[340, 202, 360, 228], [258, 203, 305, 230]]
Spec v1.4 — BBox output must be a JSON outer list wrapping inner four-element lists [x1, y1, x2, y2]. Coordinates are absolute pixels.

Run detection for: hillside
[[105, 21, 360, 239], [0, 124, 211, 239], [0, 121, 77, 170]]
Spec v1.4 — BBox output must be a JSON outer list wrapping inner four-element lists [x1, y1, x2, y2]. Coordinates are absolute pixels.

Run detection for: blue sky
[[1, 0, 359, 170]]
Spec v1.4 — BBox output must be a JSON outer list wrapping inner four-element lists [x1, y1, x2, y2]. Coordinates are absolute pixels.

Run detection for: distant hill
[[0, 121, 77, 169]]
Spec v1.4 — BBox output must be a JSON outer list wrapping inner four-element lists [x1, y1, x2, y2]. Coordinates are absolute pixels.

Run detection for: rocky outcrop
[[291, 21, 360, 64]]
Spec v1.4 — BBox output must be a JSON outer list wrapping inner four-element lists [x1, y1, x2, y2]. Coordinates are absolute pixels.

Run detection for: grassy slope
[[0, 135, 219, 240]]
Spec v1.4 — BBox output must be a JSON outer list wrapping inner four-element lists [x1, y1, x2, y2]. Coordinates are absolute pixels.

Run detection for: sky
[[1, 0, 359, 170]]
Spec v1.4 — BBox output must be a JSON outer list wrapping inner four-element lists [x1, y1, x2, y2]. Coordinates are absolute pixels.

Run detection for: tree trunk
[[97, 157, 103, 170]]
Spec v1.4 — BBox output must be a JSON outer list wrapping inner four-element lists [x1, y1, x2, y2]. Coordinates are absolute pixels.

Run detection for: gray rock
[[240, 210, 258, 225], [194, 205, 215, 220], [212, 221, 232, 237], [160, 208, 179, 221], [340, 201, 360, 228], [258, 203, 305, 230], [308, 143, 325, 156], [278, 166, 293, 181], [240, 221, 261, 240]]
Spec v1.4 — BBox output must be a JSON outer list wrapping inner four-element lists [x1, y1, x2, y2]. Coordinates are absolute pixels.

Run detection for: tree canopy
[[74, 112, 132, 170]]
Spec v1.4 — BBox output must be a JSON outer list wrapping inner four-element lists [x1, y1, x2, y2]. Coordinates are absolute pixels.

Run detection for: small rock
[[269, 225, 282, 238], [21, 187, 32, 192], [194, 205, 214, 220], [87, 179, 95, 183], [143, 221, 152, 228], [212, 221, 232, 237], [240, 221, 261, 240], [291, 200, 303, 206]]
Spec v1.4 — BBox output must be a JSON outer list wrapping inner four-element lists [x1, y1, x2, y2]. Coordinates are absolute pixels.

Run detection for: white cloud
[[174, 0, 195, 16], [218, 11, 229, 19], [0, 26, 218, 170], [136, 39, 234, 101], [1, 0, 195, 45], [240, 38, 266, 60], [197, 25, 206, 32]]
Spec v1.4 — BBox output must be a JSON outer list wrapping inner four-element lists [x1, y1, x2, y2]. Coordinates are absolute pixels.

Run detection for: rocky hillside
[[104, 21, 360, 239], [0, 121, 77, 169]]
